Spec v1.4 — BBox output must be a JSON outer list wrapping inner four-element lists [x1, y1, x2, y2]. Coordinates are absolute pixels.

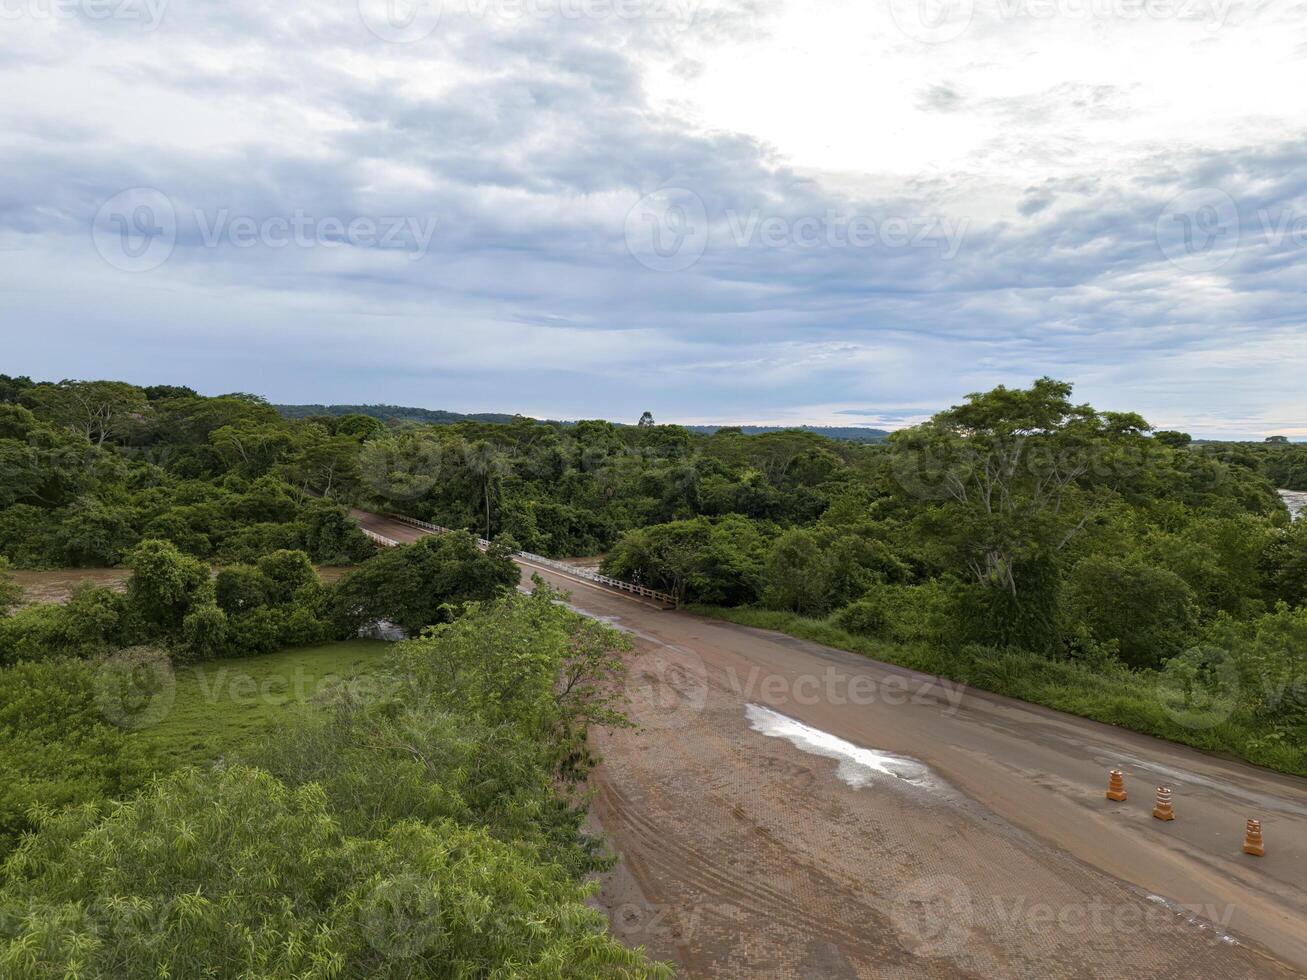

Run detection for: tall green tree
[[462, 441, 511, 539], [891, 378, 1148, 592], [24, 380, 150, 447]]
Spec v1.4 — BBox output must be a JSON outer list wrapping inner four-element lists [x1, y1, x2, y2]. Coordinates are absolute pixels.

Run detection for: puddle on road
[[745, 703, 944, 792]]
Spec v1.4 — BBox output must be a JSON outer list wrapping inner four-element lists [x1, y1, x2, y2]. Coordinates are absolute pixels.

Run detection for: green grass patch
[[690, 605, 1307, 778], [136, 641, 392, 771]]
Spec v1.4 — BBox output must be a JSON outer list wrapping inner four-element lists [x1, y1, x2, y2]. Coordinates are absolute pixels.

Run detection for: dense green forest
[[1, 373, 1305, 974]]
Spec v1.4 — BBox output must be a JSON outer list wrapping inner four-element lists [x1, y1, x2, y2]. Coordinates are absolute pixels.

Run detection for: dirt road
[[353, 511, 1307, 977]]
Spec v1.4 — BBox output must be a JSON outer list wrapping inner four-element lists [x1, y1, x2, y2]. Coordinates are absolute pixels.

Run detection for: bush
[[1067, 555, 1198, 668], [763, 529, 832, 616], [255, 549, 319, 605], [0, 658, 153, 859], [0, 766, 666, 978], [0, 558, 21, 615], [214, 566, 269, 614], [0, 589, 121, 664], [0, 504, 61, 568], [0, 593, 668, 977], [955, 559, 1064, 655], [834, 581, 955, 645], [602, 515, 769, 606], [181, 602, 229, 659], [125, 539, 210, 634], [331, 532, 519, 634]]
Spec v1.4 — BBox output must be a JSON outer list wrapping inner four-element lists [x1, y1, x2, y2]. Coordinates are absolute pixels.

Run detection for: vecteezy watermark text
[[625, 188, 968, 272], [91, 187, 440, 272], [0, 0, 168, 29], [724, 210, 968, 257], [892, 874, 1240, 959], [194, 209, 439, 254], [725, 664, 967, 713]]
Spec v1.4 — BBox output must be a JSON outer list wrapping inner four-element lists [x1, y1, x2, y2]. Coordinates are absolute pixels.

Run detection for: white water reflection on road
[[745, 703, 944, 793]]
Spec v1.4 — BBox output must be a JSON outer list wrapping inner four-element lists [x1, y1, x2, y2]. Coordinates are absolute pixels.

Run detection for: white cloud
[[0, 0, 1305, 435]]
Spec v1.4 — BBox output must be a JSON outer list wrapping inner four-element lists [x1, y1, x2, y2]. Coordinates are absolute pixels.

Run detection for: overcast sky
[[2, 0, 1305, 436]]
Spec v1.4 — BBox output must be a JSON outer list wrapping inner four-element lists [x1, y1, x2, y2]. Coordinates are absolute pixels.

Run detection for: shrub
[[0, 766, 665, 978], [0, 658, 153, 860], [181, 603, 229, 659], [835, 581, 955, 645], [1067, 555, 1198, 668], [255, 549, 319, 605], [214, 566, 269, 614], [125, 539, 210, 634], [763, 529, 832, 616], [602, 515, 769, 605], [331, 532, 519, 634], [0, 558, 20, 615]]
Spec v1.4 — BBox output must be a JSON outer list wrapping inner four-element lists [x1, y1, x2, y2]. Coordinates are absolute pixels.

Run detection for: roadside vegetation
[[1, 589, 668, 977]]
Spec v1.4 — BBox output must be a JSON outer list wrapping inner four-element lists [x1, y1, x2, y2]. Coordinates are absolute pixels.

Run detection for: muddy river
[[10, 565, 356, 605], [1281, 489, 1307, 520]]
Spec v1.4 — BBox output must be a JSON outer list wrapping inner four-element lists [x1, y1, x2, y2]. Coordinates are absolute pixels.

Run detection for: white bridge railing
[[382, 514, 678, 607]]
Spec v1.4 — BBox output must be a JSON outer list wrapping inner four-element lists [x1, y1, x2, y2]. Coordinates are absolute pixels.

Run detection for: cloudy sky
[[2, 0, 1305, 436]]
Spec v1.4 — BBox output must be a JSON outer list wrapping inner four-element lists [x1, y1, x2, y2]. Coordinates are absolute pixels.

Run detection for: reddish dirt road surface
[[353, 511, 1307, 978]]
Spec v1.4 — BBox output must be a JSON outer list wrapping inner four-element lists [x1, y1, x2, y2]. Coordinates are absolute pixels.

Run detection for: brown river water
[[1281, 489, 1307, 520], [10, 566, 355, 606]]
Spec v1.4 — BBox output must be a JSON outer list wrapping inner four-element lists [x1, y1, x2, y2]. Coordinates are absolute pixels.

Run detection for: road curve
[[352, 510, 1307, 977]]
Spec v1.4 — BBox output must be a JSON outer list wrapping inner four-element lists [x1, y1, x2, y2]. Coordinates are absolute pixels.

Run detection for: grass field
[[137, 641, 392, 770]]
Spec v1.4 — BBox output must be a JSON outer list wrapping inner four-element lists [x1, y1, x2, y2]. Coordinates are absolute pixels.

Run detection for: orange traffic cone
[[1152, 787, 1175, 821], [1106, 770, 1127, 802], [1242, 819, 1265, 857]]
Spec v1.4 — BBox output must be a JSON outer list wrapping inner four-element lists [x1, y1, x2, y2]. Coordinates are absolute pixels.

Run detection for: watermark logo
[[890, 444, 975, 501], [725, 210, 967, 257], [891, 874, 974, 957], [1156, 187, 1241, 273], [624, 190, 968, 272], [359, 438, 448, 501], [625, 187, 709, 273], [94, 647, 176, 730], [359, 874, 445, 959], [91, 189, 441, 271], [990, 894, 1238, 941], [624, 645, 708, 728], [0, 0, 170, 30], [1156, 644, 1241, 729], [890, 440, 1173, 502], [358, 0, 443, 42], [888, 0, 975, 44], [92, 187, 176, 273], [193, 209, 439, 258], [725, 665, 967, 713], [610, 901, 721, 945]]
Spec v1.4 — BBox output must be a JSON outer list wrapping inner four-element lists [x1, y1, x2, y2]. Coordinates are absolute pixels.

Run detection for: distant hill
[[275, 404, 522, 426], [681, 425, 889, 443], [274, 404, 890, 443]]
